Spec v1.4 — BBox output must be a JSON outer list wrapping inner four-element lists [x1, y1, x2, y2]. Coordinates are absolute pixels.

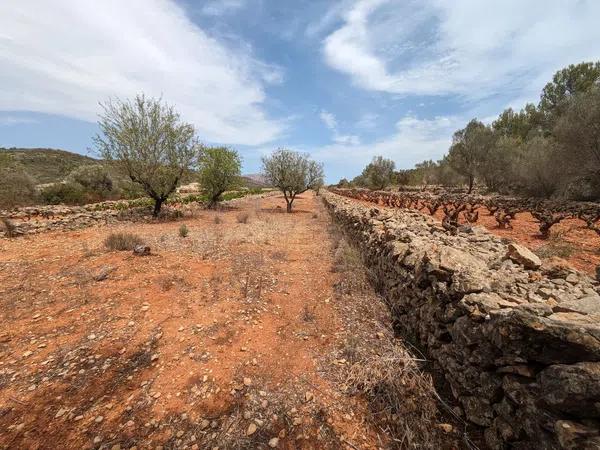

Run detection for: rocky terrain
[[0, 193, 462, 450], [323, 191, 600, 449]]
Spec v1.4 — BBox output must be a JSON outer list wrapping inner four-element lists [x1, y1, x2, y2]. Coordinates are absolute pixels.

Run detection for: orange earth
[[0, 193, 462, 450]]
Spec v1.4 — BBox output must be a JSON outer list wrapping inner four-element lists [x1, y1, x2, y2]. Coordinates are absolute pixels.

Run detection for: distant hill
[[0, 148, 102, 184], [0, 148, 271, 188], [241, 174, 270, 188]]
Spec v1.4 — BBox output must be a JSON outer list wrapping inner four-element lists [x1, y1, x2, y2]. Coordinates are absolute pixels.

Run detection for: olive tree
[[262, 149, 324, 212], [447, 119, 495, 193], [361, 156, 395, 190], [198, 146, 242, 208], [94, 95, 197, 216]]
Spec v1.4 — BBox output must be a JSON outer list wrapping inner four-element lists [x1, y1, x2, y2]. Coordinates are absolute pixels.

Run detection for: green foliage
[[67, 165, 113, 194], [447, 120, 495, 193], [40, 182, 87, 205], [360, 156, 395, 190], [539, 62, 600, 120], [94, 94, 197, 216], [262, 149, 324, 212], [198, 146, 242, 207], [0, 166, 38, 209]]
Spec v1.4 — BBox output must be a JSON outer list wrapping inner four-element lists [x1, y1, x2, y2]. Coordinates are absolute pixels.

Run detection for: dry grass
[[535, 232, 576, 259], [236, 212, 250, 224], [214, 215, 223, 224], [343, 340, 442, 449], [0, 217, 17, 238], [104, 232, 145, 251], [178, 223, 189, 238]]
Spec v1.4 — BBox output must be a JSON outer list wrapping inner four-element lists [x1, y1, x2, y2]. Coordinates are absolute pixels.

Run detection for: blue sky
[[1, 0, 600, 182]]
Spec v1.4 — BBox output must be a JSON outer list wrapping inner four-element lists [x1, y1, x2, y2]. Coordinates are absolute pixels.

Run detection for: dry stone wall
[[323, 191, 600, 449]]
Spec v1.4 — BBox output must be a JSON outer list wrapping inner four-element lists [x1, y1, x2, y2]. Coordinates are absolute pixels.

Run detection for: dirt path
[[0, 193, 463, 450]]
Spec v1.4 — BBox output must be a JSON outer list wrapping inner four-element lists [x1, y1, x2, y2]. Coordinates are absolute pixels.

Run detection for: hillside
[[0, 148, 101, 184], [0, 148, 269, 188]]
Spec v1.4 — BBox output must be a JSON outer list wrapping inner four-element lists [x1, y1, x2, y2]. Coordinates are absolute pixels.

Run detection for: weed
[[179, 223, 189, 238], [343, 341, 441, 449], [1, 217, 17, 238], [302, 304, 316, 322], [236, 212, 250, 224], [104, 232, 144, 251], [214, 215, 223, 224]]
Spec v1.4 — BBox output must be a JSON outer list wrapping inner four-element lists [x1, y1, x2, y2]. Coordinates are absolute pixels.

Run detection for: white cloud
[[323, 0, 600, 102], [319, 110, 337, 129], [0, 0, 283, 146], [313, 114, 461, 176], [319, 109, 361, 146]]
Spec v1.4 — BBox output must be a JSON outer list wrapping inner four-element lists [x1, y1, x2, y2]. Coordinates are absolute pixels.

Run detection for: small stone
[[243, 377, 252, 386], [132, 245, 150, 256], [199, 419, 210, 430], [23, 350, 33, 358], [304, 391, 313, 402], [268, 437, 279, 448], [247, 423, 257, 436], [95, 415, 104, 423], [437, 423, 453, 433], [93, 436, 102, 444]]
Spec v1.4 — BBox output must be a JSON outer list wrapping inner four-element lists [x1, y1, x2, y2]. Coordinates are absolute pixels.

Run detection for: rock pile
[[323, 191, 600, 449]]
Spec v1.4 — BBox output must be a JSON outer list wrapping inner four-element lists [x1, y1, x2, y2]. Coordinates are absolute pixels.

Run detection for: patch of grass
[[1, 217, 17, 238], [343, 341, 442, 449], [104, 232, 144, 251], [178, 223, 189, 238], [534, 236, 576, 259], [236, 212, 250, 224]]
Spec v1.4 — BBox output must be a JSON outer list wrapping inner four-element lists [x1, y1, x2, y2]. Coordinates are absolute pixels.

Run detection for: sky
[[1, 0, 600, 182]]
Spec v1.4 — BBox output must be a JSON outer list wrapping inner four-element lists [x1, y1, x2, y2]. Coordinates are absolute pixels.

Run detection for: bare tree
[[262, 149, 324, 212], [94, 94, 197, 216]]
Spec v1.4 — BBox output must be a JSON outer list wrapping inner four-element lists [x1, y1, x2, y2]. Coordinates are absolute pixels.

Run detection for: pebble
[[268, 437, 279, 447], [246, 423, 257, 436]]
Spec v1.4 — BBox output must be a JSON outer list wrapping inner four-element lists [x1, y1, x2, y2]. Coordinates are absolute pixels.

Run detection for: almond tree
[[94, 94, 197, 216], [262, 149, 324, 212]]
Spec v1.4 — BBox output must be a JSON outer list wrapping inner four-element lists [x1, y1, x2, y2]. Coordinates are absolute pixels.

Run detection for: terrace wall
[[323, 191, 600, 449]]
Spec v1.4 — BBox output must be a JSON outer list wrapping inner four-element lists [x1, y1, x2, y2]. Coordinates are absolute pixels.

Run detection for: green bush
[[0, 168, 38, 208], [40, 182, 87, 205]]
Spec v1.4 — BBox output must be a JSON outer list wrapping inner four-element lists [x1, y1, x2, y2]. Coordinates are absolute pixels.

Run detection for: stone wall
[[323, 191, 600, 449]]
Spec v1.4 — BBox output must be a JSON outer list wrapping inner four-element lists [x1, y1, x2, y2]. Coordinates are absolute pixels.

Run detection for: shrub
[[0, 168, 38, 208], [40, 182, 87, 205], [214, 216, 222, 224], [104, 232, 144, 251], [67, 165, 114, 199], [236, 212, 250, 223], [0, 217, 17, 238], [178, 224, 189, 237]]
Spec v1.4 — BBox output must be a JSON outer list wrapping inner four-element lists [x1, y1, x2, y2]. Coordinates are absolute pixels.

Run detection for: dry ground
[[0, 193, 462, 450]]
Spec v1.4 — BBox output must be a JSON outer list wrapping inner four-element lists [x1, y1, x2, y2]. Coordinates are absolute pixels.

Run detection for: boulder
[[133, 245, 151, 256], [506, 243, 542, 270]]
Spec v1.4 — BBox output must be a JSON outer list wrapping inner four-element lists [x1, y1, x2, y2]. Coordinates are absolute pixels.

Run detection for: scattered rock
[[506, 243, 541, 270]]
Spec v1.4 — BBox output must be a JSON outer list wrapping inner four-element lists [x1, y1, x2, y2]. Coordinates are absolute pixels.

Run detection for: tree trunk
[[286, 200, 293, 213], [153, 197, 163, 217], [468, 175, 474, 194]]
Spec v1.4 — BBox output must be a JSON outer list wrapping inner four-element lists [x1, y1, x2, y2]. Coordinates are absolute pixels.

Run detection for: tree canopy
[[94, 94, 197, 216], [198, 146, 242, 208], [262, 149, 324, 212]]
